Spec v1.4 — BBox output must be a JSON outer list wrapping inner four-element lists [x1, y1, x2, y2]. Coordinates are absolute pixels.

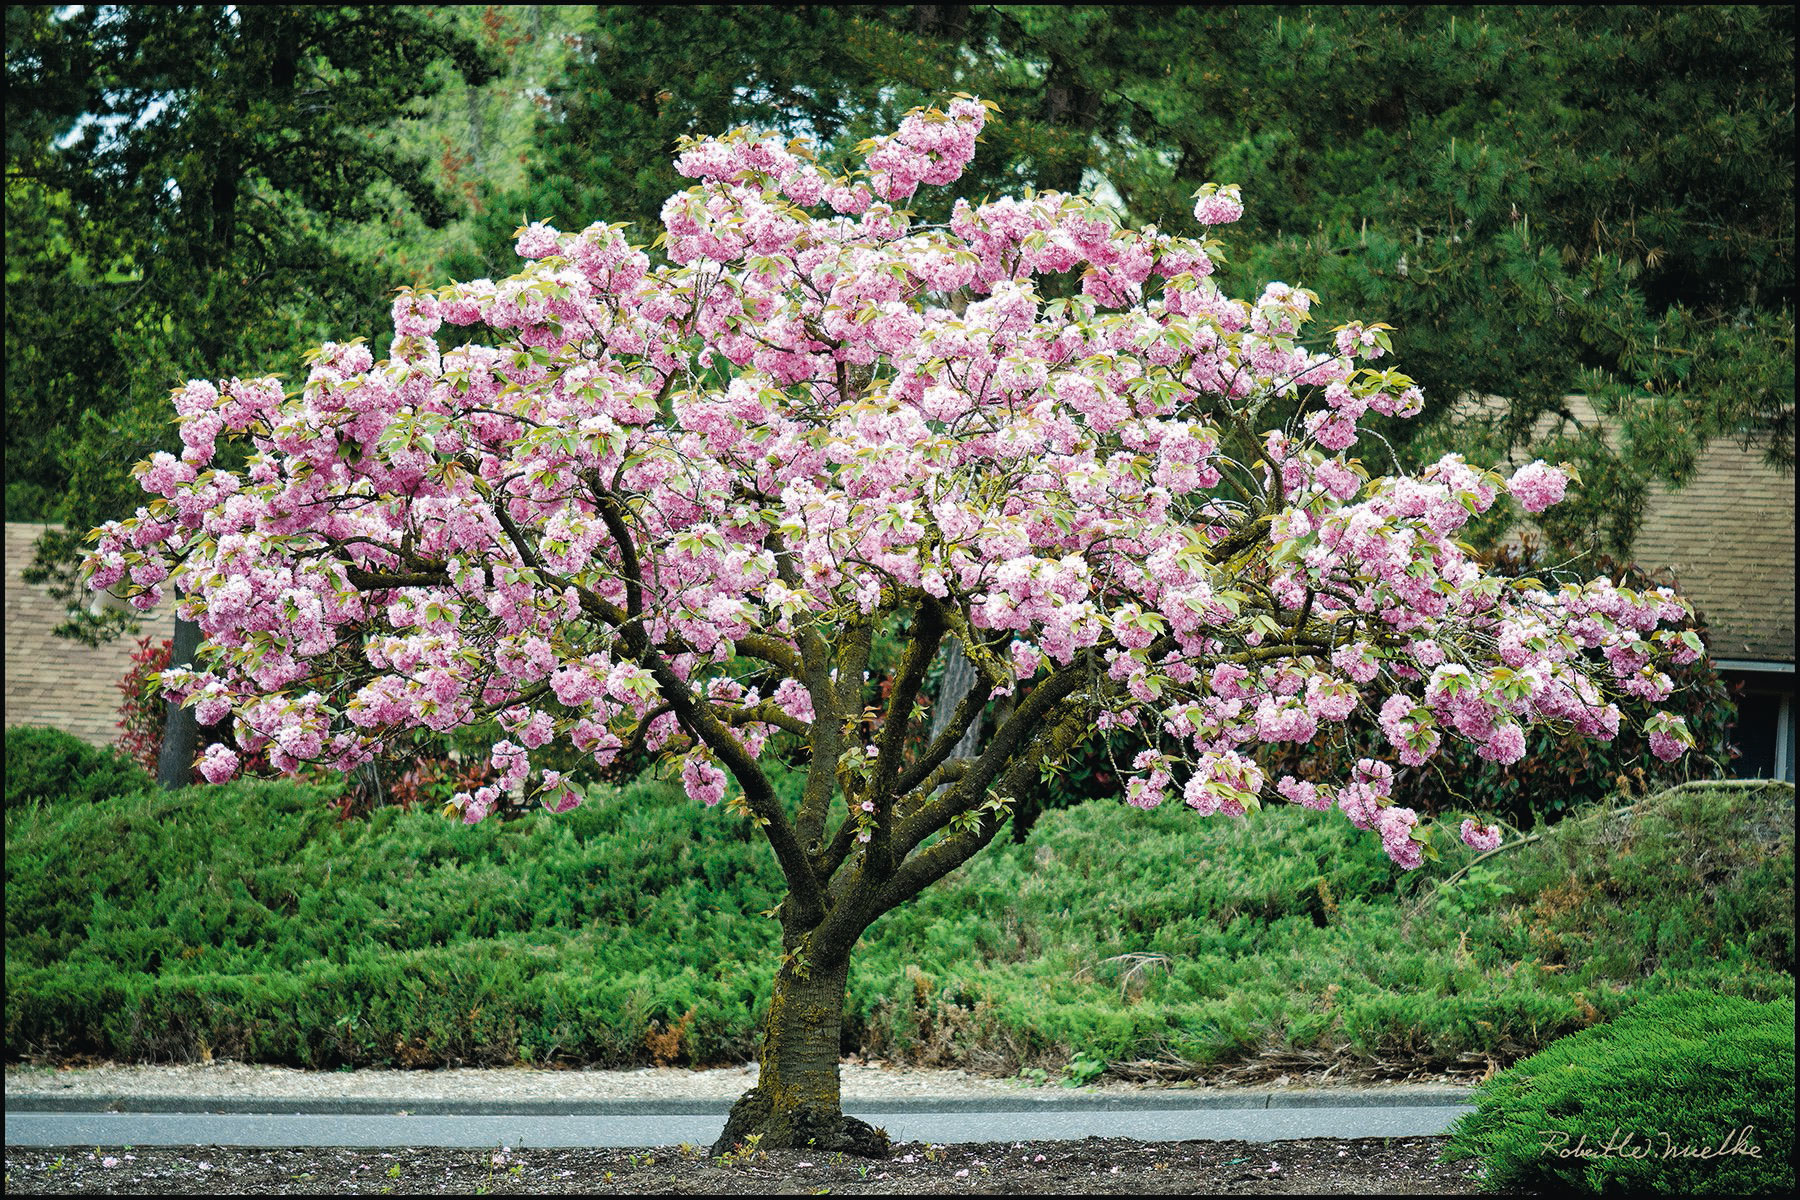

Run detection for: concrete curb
[[6, 1087, 1474, 1117]]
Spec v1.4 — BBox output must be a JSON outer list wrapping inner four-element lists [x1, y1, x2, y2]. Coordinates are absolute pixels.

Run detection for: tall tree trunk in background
[[930, 640, 984, 763], [933, 641, 1046, 841], [467, 80, 486, 181], [912, 5, 969, 41], [155, 616, 200, 789], [1041, 52, 1100, 195]]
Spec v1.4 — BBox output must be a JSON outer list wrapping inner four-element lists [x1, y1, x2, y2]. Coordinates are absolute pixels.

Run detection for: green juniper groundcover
[[1445, 989, 1795, 1195], [6, 768, 1791, 1076]]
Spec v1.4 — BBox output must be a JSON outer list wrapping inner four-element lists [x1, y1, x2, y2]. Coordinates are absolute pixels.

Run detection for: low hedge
[[1444, 989, 1795, 1194], [4, 725, 151, 810]]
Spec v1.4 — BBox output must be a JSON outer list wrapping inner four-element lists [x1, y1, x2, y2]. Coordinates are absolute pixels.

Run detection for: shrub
[[115, 636, 173, 776], [1444, 990, 1795, 1195], [4, 725, 150, 809]]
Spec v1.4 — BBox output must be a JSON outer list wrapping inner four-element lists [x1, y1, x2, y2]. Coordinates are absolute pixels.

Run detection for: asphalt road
[[5, 1104, 1473, 1148]]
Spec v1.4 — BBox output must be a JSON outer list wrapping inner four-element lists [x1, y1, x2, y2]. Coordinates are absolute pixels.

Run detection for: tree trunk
[[155, 616, 201, 790], [930, 640, 984, 764], [712, 952, 888, 1156]]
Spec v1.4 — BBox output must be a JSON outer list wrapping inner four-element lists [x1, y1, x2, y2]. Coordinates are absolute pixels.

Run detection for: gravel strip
[[6, 1061, 1471, 1108]]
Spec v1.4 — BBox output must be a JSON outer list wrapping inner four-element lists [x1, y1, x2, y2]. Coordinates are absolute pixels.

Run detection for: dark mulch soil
[[6, 1137, 1491, 1194]]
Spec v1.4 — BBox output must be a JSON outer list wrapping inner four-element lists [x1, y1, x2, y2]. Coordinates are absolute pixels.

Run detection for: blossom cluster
[[86, 98, 1699, 870]]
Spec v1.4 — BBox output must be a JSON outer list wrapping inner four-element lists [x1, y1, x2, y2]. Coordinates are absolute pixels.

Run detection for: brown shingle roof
[[1631, 440, 1795, 664], [4, 522, 177, 747]]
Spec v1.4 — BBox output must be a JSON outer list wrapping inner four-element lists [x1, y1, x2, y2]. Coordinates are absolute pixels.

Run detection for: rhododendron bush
[[86, 97, 1702, 1153]]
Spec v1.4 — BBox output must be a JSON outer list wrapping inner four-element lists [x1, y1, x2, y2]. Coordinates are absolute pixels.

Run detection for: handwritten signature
[[1537, 1127, 1763, 1161]]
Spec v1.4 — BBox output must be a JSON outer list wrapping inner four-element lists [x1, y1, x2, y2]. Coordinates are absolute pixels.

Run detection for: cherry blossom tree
[[86, 98, 1702, 1154]]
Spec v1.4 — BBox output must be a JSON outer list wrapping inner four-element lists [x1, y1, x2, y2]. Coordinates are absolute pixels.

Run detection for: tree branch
[[734, 633, 804, 677], [720, 698, 813, 739], [343, 566, 450, 591], [892, 655, 1094, 860], [617, 610, 827, 923], [813, 696, 1091, 961], [763, 529, 841, 854], [862, 596, 945, 878], [1206, 512, 1273, 564], [591, 487, 644, 618], [566, 491, 826, 920], [889, 670, 987, 798]]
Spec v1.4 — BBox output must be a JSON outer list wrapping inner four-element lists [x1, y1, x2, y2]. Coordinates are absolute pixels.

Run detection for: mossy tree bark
[[711, 946, 888, 1156]]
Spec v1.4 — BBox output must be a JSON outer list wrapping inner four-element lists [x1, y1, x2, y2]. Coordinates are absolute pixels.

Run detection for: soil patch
[[5, 1137, 1491, 1194]]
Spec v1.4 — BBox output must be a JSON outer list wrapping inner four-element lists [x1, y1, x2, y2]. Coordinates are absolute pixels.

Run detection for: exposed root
[[711, 1086, 890, 1157]]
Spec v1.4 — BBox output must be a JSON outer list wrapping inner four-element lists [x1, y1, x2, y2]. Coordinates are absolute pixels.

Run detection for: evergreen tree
[[7, 5, 494, 784], [462, 5, 894, 271], [6, 4, 495, 532], [514, 5, 1793, 557], [1109, 6, 1795, 555], [479, 5, 1156, 258]]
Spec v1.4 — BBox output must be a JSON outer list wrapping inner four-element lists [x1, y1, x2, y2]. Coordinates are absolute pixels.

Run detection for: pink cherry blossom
[[1193, 184, 1245, 226], [1508, 460, 1569, 514], [1459, 819, 1504, 852], [197, 743, 239, 784], [80, 97, 1699, 879]]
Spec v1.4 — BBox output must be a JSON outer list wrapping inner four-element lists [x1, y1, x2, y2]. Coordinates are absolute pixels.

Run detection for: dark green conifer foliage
[[514, 5, 1792, 556], [5, 5, 495, 530]]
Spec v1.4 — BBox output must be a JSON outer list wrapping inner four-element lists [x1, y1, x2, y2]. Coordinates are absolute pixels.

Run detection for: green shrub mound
[[1445, 990, 1795, 1195], [5, 774, 1793, 1075], [5, 726, 151, 810]]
